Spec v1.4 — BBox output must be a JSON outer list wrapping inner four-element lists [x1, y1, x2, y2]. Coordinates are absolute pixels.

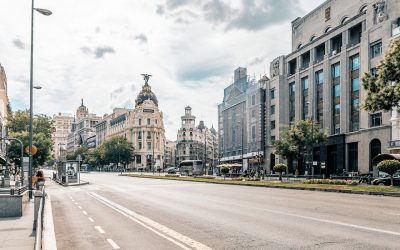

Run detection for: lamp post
[[307, 101, 315, 178], [29, 0, 52, 199]]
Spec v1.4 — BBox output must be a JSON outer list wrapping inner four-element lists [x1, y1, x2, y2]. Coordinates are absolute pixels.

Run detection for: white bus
[[179, 160, 204, 176]]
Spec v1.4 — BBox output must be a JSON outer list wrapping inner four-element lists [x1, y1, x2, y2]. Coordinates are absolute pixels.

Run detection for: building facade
[[52, 113, 73, 160], [263, 0, 400, 175], [67, 100, 102, 153], [0, 64, 10, 162], [176, 106, 218, 170], [218, 67, 265, 171], [164, 140, 177, 167]]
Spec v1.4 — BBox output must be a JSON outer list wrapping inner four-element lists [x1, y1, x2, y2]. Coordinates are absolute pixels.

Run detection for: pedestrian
[[15, 170, 21, 187], [35, 170, 45, 191]]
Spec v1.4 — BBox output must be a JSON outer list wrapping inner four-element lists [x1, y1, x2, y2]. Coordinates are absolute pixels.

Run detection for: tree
[[362, 38, 400, 112], [273, 163, 287, 182], [377, 160, 400, 186], [273, 120, 327, 174], [66, 146, 88, 161], [102, 136, 133, 167], [7, 110, 54, 168], [220, 166, 229, 180], [85, 146, 105, 167]]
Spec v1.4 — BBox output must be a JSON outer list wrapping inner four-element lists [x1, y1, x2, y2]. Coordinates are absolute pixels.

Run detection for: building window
[[270, 88, 276, 99], [251, 125, 256, 140], [147, 118, 150, 125], [251, 110, 255, 118], [350, 54, 360, 132], [351, 56, 360, 70], [138, 119, 141, 125], [139, 142, 142, 149], [270, 105, 275, 115], [348, 142, 358, 172], [147, 142, 151, 150], [316, 70, 324, 126], [332, 63, 341, 134], [332, 63, 340, 78], [370, 40, 382, 58], [271, 136, 276, 142], [271, 120, 276, 130], [251, 95, 256, 105], [289, 82, 296, 122], [370, 113, 382, 127], [301, 77, 309, 120], [352, 78, 360, 91], [334, 85, 340, 97]]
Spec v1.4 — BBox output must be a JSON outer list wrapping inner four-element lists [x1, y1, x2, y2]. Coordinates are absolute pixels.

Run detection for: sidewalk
[[0, 199, 35, 250]]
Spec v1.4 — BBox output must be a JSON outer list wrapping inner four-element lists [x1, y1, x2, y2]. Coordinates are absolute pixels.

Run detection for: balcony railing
[[388, 140, 400, 148]]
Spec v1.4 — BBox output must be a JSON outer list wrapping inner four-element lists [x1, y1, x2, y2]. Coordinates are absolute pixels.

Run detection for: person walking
[[35, 170, 45, 191], [15, 170, 21, 187]]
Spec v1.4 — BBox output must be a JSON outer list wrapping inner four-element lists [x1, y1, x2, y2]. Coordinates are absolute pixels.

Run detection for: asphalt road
[[47, 172, 400, 250]]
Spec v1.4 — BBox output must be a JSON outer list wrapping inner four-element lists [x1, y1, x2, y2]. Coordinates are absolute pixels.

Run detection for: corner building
[[264, 0, 400, 175]]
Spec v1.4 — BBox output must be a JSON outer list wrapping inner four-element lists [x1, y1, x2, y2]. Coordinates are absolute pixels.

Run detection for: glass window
[[302, 77, 309, 90], [332, 64, 340, 78], [351, 56, 360, 70], [334, 85, 340, 97], [370, 113, 382, 127], [316, 71, 324, 84], [335, 104, 341, 113], [352, 78, 359, 91], [251, 110, 255, 118], [251, 125, 256, 140], [139, 119, 141, 125], [271, 120, 276, 129], [147, 118, 150, 125], [370, 41, 382, 58], [270, 88, 276, 99], [270, 105, 275, 115], [352, 99, 360, 111], [251, 95, 256, 105]]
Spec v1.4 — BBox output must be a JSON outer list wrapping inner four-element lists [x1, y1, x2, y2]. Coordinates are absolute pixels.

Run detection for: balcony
[[388, 140, 400, 149]]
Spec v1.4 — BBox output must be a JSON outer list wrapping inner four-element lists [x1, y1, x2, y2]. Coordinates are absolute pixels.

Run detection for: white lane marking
[[78, 206, 82, 209], [88, 217, 94, 223], [88, 192, 211, 250], [71, 199, 75, 202], [74, 202, 78, 205], [208, 198, 400, 237], [107, 239, 120, 249], [95, 226, 105, 234], [83, 211, 88, 215]]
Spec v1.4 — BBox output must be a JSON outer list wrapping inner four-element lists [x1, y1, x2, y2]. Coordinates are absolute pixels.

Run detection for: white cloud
[[0, 0, 325, 140]]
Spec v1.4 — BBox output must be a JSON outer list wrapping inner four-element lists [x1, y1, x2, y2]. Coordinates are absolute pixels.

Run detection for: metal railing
[[34, 188, 45, 250]]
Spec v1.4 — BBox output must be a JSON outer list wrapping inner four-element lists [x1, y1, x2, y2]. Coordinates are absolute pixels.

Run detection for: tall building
[[0, 64, 11, 162], [164, 140, 177, 167], [218, 68, 265, 171], [263, 0, 400, 175], [52, 113, 73, 160], [94, 75, 166, 170], [67, 100, 102, 153], [176, 106, 218, 170]]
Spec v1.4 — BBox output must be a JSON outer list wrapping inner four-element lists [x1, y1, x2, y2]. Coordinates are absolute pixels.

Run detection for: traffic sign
[[25, 145, 38, 156]]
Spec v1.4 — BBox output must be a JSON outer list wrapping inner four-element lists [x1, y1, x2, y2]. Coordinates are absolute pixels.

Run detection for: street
[[48, 172, 400, 249]]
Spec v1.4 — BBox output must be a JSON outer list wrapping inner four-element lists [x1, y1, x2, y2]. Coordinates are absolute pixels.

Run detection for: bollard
[[10, 188, 15, 195]]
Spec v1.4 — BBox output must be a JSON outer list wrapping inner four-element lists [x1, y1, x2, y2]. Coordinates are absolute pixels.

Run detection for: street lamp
[[29, 0, 52, 199], [237, 119, 244, 173], [306, 101, 315, 178]]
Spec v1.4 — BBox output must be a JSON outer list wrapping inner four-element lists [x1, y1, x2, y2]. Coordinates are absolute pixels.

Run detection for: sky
[[0, 0, 325, 140]]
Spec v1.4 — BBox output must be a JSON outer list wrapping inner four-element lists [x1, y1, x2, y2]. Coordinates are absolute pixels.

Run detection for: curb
[[42, 194, 57, 250], [122, 175, 400, 198], [53, 179, 90, 186]]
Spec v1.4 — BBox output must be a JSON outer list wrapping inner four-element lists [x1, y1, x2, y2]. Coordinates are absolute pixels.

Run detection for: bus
[[179, 160, 204, 176]]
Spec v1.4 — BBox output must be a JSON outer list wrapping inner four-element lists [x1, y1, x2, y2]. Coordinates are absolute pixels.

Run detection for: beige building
[[164, 140, 177, 167], [94, 75, 166, 170], [0, 64, 11, 162], [52, 113, 73, 160], [262, 0, 400, 175], [177, 106, 218, 171]]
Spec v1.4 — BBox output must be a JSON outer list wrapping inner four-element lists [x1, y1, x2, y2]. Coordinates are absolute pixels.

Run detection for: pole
[[78, 156, 80, 184], [28, 0, 35, 199], [241, 118, 244, 173]]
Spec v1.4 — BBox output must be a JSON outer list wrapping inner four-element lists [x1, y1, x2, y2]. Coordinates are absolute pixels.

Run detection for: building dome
[[135, 82, 158, 107]]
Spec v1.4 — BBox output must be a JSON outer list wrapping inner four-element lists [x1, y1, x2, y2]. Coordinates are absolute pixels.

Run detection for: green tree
[[66, 146, 88, 161], [377, 160, 400, 186], [273, 163, 287, 182], [6, 111, 54, 168], [362, 38, 400, 112], [220, 166, 229, 180], [273, 120, 327, 174], [102, 136, 133, 167], [85, 146, 105, 167]]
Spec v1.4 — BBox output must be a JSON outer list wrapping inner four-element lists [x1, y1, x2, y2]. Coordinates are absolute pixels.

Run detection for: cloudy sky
[[0, 0, 325, 140]]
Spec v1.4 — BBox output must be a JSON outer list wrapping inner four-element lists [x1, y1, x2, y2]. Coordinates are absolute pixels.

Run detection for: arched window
[[370, 139, 381, 171], [297, 43, 303, 49], [309, 35, 316, 42], [340, 16, 349, 24], [359, 5, 367, 14], [324, 26, 332, 34]]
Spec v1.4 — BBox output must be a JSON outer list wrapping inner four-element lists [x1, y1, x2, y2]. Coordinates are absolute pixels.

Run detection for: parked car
[[166, 167, 179, 174], [372, 172, 400, 186]]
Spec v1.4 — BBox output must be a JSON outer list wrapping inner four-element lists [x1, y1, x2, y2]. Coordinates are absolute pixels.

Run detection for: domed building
[[129, 75, 165, 170]]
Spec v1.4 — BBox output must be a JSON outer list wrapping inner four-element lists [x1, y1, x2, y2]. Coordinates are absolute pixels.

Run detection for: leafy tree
[[362, 38, 400, 112], [102, 136, 133, 167], [273, 120, 327, 174], [6, 111, 54, 168], [66, 146, 88, 161], [220, 166, 229, 180], [377, 160, 400, 186], [85, 146, 105, 167], [273, 163, 287, 182]]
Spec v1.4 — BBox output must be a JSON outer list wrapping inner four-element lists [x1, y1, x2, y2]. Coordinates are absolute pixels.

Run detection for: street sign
[[23, 157, 29, 171], [25, 145, 38, 155], [76, 154, 82, 161], [321, 162, 326, 169], [313, 161, 318, 166]]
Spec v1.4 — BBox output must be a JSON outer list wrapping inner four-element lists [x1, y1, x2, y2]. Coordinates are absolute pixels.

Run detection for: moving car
[[372, 171, 400, 186], [166, 167, 180, 174]]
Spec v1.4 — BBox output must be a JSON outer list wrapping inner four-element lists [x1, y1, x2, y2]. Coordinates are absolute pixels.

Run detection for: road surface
[[47, 172, 400, 249]]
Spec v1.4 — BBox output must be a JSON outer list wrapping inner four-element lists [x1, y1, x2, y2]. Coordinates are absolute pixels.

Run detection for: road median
[[121, 174, 400, 197]]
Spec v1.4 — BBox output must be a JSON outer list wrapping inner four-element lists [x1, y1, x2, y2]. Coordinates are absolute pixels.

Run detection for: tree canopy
[[362, 38, 400, 112], [6, 110, 54, 168], [273, 120, 327, 172], [377, 160, 400, 186]]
